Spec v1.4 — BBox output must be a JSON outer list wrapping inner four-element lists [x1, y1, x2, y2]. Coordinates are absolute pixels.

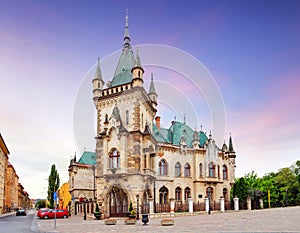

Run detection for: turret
[[92, 58, 105, 99], [227, 133, 236, 158], [148, 73, 158, 108], [131, 47, 144, 87], [192, 129, 199, 149]]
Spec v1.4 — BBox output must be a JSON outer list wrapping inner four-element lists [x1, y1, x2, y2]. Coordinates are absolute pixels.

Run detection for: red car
[[37, 208, 68, 219]]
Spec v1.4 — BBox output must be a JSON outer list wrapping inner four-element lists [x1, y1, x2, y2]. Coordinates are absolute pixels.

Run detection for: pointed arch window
[[126, 110, 129, 125], [199, 163, 203, 177], [206, 187, 214, 201], [209, 162, 216, 177], [184, 187, 191, 201], [159, 159, 168, 176], [159, 186, 168, 204], [175, 187, 182, 201], [184, 163, 191, 177], [223, 188, 228, 201], [109, 148, 120, 169], [175, 162, 181, 177], [223, 165, 228, 179]]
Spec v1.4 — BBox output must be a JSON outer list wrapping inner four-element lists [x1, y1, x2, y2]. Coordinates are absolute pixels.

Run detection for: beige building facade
[[5, 162, 19, 212], [68, 151, 96, 214], [91, 13, 237, 217], [0, 134, 9, 214]]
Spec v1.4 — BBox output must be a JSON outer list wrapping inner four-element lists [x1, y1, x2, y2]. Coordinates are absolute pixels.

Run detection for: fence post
[[204, 197, 209, 214], [233, 197, 239, 211], [169, 198, 175, 216], [148, 197, 154, 218], [188, 198, 193, 214], [247, 195, 252, 210], [219, 197, 225, 212]]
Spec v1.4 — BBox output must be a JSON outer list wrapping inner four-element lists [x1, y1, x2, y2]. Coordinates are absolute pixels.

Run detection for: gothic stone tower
[[92, 12, 157, 217]]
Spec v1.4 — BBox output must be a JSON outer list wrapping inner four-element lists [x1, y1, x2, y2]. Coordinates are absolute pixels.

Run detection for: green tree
[[47, 164, 60, 208], [232, 177, 248, 201], [275, 167, 298, 205], [36, 199, 46, 209]]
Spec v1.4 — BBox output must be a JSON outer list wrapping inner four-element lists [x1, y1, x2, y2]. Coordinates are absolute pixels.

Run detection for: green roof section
[[111, 48, 135, 87], [152, 121, 208, 148], [78, 151, 96, 165]]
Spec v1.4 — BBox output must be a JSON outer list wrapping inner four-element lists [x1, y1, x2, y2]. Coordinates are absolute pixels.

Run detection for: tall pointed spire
[[228, 133, 234, 152], [111, 10, 135, 87], [135, 46, 142, 67], [93, 57, 105, 98], [149, 73, 157, 94], [123, 9, 131, 48], [149, 73, 158, 108], [95, 57, 103, 82]]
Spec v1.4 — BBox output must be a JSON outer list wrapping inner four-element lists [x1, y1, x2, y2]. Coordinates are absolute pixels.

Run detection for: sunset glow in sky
[[1, 0, 300, 198]]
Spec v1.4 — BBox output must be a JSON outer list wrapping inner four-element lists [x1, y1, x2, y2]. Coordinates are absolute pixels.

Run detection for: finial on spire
[[123, 9, 130, 48], [125, 9, 128, 27]]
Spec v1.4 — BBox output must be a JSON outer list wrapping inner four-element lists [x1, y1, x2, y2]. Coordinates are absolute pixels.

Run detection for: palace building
[[88, 13, 236, 217]]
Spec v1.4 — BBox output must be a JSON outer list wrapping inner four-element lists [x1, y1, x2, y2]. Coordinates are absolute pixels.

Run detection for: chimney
[[155, 116, 161, 130]]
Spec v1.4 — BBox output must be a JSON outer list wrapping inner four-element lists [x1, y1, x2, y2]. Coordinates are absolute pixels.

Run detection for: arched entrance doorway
[[108, 186, 128, 217]]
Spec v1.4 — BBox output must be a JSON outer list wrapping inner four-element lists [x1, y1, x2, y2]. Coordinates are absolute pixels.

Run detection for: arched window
[[184, 163, 191, 177], [175, 187, 182, 201], [206, 187, 214, 201], [223, 165, 228, 179], [184, 187, 191, 201], [126, 110, 129, 125], [159, 159, 168, 176], [109, 148, 120, 169], [175, 162, 181, 177], [199, 163, 203, 177], [159, 186, 168, 204], [223, 188, 228, 201], [209, 162, 215, 177]]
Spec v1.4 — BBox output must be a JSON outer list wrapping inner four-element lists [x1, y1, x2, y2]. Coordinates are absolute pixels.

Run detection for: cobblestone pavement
[[31, 206, 300, 233]]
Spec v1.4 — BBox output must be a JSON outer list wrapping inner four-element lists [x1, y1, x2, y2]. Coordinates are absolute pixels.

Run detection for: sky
[[1, 0, 300, 199]]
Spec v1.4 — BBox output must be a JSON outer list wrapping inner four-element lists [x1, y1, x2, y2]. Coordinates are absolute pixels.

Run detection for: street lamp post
[[285, 189, 289, 207], [136, 194, 139, 220], [208, 188, 211, 215], [84, 197, 87, 220]]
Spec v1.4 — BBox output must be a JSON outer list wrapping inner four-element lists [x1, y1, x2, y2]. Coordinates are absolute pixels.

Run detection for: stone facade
[[18, 183, 30, 209], [90, 13, 236, 217], [5, 162, 19, 212], [68, 152, 96, 214], [0, 134, 9, 214]]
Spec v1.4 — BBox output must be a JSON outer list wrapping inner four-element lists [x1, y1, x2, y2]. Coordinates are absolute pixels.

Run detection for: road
[[0, 210, 35, 233]]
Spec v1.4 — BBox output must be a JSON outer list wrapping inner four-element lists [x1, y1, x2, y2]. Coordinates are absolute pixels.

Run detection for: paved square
[[32, 207, 300, 233]]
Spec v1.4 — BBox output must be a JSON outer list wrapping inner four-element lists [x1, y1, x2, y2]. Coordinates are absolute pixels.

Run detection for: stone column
[[148, 197, 154, 218], [170, 198, 175, 216], [204, 197, 209, 213], [219, 197, 225, 212], [188, 198, 193, 214], [247, 195, 252, 210], [233, 197, 239, 211]]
